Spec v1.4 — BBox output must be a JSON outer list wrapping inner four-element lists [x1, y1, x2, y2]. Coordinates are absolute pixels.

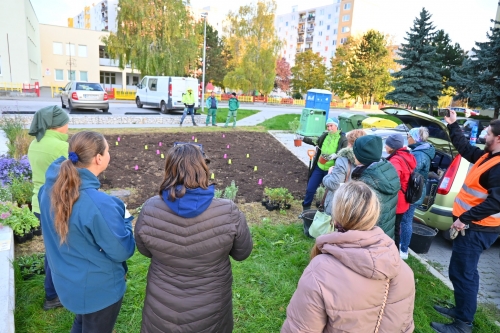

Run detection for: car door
[[147, 78, 159, 106], [136, 77, 148, 104], [62, 82, 72, 105]]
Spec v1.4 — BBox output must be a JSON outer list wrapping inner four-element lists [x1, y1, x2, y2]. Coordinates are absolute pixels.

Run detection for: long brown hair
[[310, 181, 380, 259], [159, 143, 209, 201], [51, 131, 107, 244]]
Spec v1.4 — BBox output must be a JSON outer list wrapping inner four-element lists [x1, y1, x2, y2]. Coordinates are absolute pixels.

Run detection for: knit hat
[[232, 92, 236, 96], [408, 128, 422, 142], [353, 135, 382, 165], [385, 133, 404, 150], [29, 105, 70, 142], [326, 117, 339, 127]]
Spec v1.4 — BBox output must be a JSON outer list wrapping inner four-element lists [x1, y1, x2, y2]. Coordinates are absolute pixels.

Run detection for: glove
[[449, 228, 465, 240]]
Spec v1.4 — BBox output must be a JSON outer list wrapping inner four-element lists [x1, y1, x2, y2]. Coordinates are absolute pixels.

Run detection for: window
[[320, 9, 324, 15], [325, 46, 328, 51], [319, 20, 323, 26], [68, 70, 76, 80], [55, 69, 64, 81], [333, 29, 337, 34], [342, 26, 350, 33], [336, 6, 339, 12], [318, 31, 323, 36], [340, 37, 347, 44], [334, 18, 338, 23], [317, 41, 321, 46], [53, 42, 63, 55], [327, 25, 330, 30], [328, 14, 331, 19], [332, 40, 337, 46], [132, 76, 139, 85], [66, 44, 75, 56], [292, 15, 295, 20], [286, 22, 288, 26], [344, 3, 351, 10], [75, 82, 103, 91], [99, 45, 109, 58], [80, 71, 88, 81], [342, 15, 350, 22], [78, 45, 87, 57], [148, 78, 157, 91], [100, 72, 116, 85]]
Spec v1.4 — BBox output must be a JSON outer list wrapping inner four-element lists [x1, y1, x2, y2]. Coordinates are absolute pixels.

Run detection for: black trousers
[[70, 297, 123, 333], [394, 213, 403, 250]]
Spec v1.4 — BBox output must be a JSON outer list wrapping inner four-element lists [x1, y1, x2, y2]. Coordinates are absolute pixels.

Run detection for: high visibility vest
[[452, 153, 500, 227]]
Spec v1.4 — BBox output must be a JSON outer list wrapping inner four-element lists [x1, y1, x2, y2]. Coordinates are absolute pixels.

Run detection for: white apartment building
[[69, 0, 119, 32], [0, 0, 41, 84]]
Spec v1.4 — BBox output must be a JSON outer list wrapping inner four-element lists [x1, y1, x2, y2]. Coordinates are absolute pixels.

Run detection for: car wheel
[[136, 97, 143, 108], [68, 100, 73, 112], [61, 97, 66, 109], [102, 108, 109, 113], [160, 101, 167, 114]]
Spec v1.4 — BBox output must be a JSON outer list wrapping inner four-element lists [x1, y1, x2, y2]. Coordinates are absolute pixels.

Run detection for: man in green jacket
[[27, 105, 70, 310], [180, 88, 197, 126], [224, 93, 240, 128], [351, 135, 400, 239]]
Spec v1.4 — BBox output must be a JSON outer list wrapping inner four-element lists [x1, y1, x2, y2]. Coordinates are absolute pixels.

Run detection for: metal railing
[[305, 37, 314, 42], [0, 82, 22, 92], [297, 38, 304, 43]]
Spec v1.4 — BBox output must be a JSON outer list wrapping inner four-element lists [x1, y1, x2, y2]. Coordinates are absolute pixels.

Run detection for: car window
[[463, 120, 478, 131], [148, 79, 157, 91], [75, 83, 104, 91], [64, 82, 72, 91]]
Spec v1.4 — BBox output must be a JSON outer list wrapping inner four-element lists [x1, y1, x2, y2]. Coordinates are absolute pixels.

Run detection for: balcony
[[298, 28, 305, 34], [296, 49, 302, 53], [305, 37, 314, 42], [307, 27, 314, 32], [297, 38, 304, 43], [305, 47, 312, 51], [99, 58, 131, 68], [307, 16, 315, 22], [299, 17, 306, 23]]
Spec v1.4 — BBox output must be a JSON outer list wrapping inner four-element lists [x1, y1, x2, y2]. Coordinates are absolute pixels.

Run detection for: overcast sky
[[31, 0, 499, 51]]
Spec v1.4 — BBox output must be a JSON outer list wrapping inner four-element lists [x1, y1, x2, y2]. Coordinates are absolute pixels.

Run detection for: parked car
[[135, 76, 200, 114], [450, 107, 479, 117], [461, 119, 490, 139], [478, 128, 487, 144], [60, 81, 109, 112], [381, 107, 482, 236]]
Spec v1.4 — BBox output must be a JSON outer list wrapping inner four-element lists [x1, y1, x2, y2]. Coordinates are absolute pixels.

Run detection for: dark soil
[[101, 132, 309, 209]]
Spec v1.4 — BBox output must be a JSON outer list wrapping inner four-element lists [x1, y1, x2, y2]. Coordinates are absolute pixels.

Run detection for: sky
[[31, 0, 499, 51]]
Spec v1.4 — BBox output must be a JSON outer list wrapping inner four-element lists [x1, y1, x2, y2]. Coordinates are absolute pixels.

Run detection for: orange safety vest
[[453, 153, 500, 227]]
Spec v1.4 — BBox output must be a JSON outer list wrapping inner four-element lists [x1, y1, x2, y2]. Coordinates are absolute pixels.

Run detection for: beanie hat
[[385, 133, 404, 150], [29, 105, 70, 142], [326, 117, 339, 127], [408, 127, 422, 142], [232, 92, 236, 96], [353, 135, 382, 165]]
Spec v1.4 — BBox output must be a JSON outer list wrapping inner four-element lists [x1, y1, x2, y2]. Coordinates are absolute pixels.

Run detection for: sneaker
[[179, 122, 183, 127], [399, 250, 408, 260], [193, 123, 198, 126], [433, 305, 457, 320], [431, 319, 472, 333], [206, 123, 209, 126], [212, 124, 218, 126], [43, 296, 63, 311]]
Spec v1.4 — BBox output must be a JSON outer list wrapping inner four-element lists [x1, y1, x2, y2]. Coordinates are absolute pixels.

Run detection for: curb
[[409, 249, 454, 290]]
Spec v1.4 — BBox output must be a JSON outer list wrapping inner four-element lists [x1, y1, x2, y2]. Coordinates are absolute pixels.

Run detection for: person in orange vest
[[431, 110, 500, 333]]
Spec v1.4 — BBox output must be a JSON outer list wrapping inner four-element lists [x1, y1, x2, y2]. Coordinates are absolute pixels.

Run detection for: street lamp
[[201, 12, 208, 114]]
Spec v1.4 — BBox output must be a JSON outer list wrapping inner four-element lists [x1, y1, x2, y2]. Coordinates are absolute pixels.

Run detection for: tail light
[[168, 82, 172, 97], [437, 154, 461, 195], [103, 92, 108, 101], [71, 92, 78, 100]]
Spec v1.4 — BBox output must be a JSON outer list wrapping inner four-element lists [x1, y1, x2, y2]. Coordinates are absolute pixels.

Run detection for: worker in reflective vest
[[431, 111, 500, 333]]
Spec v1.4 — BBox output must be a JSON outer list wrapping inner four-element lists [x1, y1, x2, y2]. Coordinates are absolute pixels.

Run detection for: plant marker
[[145, 145, 148, 150], [195, 138, 198, 143], [117, 137, 120, 142], [222, 134, 225, 138], [254, 166, 257, 171], [258, 179, 262, 185], [192, 136, 195, 140], [227, 144, 230, 149], [211, 173, 215, 179], [224, 154, 227, 159], [156, 150, 160, 155], [134, 165, 138, 170], [159, 142, 162, 146], [161, 154, 164, 159], [246, 154, 249, 158], [115, 142, 118, 146], [228, 159, 232, 165]]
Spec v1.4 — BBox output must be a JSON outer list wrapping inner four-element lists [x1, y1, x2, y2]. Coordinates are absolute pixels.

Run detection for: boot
[[193, 123, 198, 126], [433, 305, 457, 320], [43, 296, 63, 311], [430, 319, 472, 333], [212, 124, 218, 126]]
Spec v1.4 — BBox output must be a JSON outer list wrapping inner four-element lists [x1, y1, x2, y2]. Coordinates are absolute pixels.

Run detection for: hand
[[449, 219, 467, 240], [444, 109, 457, 125], [328, 166, 335, 174], [328, 153, 338, 161]]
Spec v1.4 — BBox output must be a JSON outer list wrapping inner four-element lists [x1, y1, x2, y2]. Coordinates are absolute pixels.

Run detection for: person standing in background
[[180, 88, 197, 126], [27, 105, 70, 311], [225, 93, 240, 128], [205, 91, 218, 126]]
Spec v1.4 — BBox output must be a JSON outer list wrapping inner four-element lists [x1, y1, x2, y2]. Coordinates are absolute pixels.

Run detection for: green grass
[[199, 108, 259, 123], [258, 114, 300, 130], [14, 223, 500, 332]]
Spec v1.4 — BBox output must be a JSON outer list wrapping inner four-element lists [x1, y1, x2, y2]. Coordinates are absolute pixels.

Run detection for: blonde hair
[[346, 129, 366, 146]]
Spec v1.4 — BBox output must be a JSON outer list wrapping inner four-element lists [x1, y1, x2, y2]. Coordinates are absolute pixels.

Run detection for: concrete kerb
[[408, 249, 454, 290], [0, 226, 15, 333]]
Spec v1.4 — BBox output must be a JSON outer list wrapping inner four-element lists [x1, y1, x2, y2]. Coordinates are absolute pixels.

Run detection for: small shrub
[[0, 201, 38, 236], [214, 189, 223, 198], [9, 176, 34, 205], [13, 131, 32, 159], [223, 180, 238, 201], [315, 186, 326, 202], [0, 116, 26, 157], [292, 92, 303, 100], [16, 253, 46, 279]]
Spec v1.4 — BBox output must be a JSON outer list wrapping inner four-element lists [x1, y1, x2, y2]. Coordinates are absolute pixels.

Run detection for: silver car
[[60, 81, 109, 112]]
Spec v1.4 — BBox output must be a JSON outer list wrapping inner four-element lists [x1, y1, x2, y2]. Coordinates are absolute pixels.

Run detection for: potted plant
[[265, 188, 280, 211], [318, 154, 329, 165], [288, 117, 302, 147], [315, 186, 326, 208]]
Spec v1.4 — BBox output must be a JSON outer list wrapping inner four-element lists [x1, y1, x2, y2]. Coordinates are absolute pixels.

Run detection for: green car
[[381, 107, 481, 235]]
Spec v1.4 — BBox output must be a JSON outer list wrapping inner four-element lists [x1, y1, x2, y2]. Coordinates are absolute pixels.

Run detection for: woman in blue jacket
[[39, 131, 135, 333]]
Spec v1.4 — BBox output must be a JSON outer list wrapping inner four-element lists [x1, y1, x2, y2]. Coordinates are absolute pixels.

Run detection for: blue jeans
[[448, 228, 499, 323], [70, 297, 123, 333], [34, 212, 58, 301], [302, 165, 328, 208], [400, 204, 417, 253], [180, 106, 195, 124]]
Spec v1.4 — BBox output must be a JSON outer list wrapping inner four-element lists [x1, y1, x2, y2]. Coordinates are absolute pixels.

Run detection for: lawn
[[258, 114, 300, 130], [14, 214, 500, 333], [199, 107, 259, 124]]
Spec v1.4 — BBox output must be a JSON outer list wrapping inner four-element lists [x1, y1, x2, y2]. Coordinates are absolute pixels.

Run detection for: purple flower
[[0, 212, 10, 219], [0, 155, 32, 185]]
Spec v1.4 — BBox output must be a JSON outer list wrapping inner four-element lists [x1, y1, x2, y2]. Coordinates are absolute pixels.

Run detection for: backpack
[[397, 155, 424, 204]]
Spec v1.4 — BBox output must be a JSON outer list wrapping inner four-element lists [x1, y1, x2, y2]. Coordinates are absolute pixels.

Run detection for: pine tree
[[386, 8, 443, 112], [452, 22, 500, 119]]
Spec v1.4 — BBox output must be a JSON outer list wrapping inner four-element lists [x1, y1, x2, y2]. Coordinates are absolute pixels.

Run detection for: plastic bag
[[309, 210, 334, 238]]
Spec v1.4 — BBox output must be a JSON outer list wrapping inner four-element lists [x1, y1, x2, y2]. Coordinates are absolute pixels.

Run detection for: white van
[[135, 76, 200, 113]]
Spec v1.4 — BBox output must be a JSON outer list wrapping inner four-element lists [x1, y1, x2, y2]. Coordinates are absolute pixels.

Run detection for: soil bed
[[101, 131, 309, 209]]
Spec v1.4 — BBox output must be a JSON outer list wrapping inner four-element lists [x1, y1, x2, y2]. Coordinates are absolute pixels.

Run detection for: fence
[[0, 82, 22, 92], [114, 89, 136, 100]]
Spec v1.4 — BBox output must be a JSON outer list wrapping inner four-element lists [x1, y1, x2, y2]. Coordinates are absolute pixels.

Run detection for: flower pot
[[33, 226, 42, 236], [25, 230, 34, 241], [284, 203, 291, 210], [293, 139, 302, 147], [319, 156, 328, 164], [261, 198, 268, 206], [14, 233, 28, 244], [265, 202, 276, 211]]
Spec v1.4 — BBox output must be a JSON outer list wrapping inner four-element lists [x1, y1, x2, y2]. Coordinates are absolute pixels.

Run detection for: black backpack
[[397, 156, 424, 204]]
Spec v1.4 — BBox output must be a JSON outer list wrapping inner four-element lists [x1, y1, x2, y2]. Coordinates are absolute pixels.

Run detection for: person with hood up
[[302, 117, 348, 210], [400, 127, 435, 259], [27, 105, 70, 311], [351, 135, 400, 239], [281, 181, 415, 333], [134, 143, 253, 333], [322, 129, 366, 217], [38, 131, 136, 333], [385, 133, 417, 250]]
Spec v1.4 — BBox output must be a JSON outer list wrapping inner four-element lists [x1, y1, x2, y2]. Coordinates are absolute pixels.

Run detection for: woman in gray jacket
[[135, 144, 253, 333], [322, 129, 366, 217]]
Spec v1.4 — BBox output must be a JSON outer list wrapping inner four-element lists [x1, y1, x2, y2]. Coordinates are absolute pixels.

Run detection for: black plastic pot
[[33, 227, 42, 236], [261, 198, 268, 206], [14, 234, 28, 244], [283, 203, 291, 210], [265, 203, 275, 211], [25, 230, 34, 241]]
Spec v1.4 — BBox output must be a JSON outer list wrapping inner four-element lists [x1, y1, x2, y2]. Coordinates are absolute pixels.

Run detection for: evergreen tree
[[432, 30, 466, 86], [201, 24, 232, 89], [452, 21, 500, 119], [386, 8, 443, 112]]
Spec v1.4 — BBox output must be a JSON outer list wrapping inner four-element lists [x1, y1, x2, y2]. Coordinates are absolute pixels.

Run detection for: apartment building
[[39, 24, 140, 89], [0, 0, 41, 83]]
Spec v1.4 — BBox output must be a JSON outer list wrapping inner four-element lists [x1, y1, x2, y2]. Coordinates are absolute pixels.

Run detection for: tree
[[452, 22, 500, 119], [201, 24, 232, 88], [275, 57, 291, 92], [432, 30, 466, 86], [103, 0, 197, 76], [291, 50, 326, 94], [223, 0, 282, 94], [327, 37, 358, 99], [386, 8, 443, 112]]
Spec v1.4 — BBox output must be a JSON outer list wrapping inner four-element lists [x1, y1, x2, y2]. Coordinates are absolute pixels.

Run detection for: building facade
[[39, 24, 140, 89], [69, 0, 119, 32], [0, 0, 41, 84]]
